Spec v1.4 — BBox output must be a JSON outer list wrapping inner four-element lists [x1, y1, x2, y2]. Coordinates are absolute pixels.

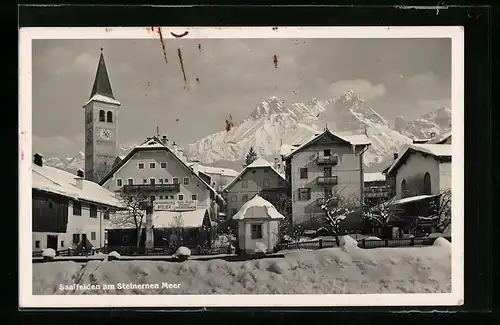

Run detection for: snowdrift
[[33, 238, 451, 295]]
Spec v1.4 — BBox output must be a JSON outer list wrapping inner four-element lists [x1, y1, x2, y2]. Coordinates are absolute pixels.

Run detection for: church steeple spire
[[89, 47, 115, 100]]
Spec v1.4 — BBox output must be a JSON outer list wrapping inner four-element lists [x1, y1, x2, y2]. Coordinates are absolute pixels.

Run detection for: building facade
[[187, 161, 239, 193], [281, 129, 371, 225], [32, 153, 123, 253], [99, 136, 221, 221], [84, 49, 121, 183], [224, 158, 288, 220], [386, 144, 452, 199]]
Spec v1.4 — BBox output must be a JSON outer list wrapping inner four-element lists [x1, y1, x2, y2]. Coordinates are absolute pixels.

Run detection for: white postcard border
[[19, 26, 464, 308]]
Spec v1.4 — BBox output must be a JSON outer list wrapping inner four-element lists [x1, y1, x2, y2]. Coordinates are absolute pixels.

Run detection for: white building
[[281, 128, 371, 225], [32, 153, 123, 253], [386, 144, 452, 199]]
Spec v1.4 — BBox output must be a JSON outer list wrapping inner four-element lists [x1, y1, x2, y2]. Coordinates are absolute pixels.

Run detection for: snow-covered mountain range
[[41, 91, 451, 174]]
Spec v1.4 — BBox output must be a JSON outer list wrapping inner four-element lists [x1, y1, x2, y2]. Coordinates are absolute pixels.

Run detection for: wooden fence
[[277, 236, 451, 251]]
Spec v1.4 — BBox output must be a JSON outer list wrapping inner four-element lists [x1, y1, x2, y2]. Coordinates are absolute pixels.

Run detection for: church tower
[[83, 48, 121, 183]]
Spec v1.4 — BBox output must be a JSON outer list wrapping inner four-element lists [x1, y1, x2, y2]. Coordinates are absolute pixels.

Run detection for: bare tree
[[320, 188, 359, 247], [419, 189, 452, 233], [111, 191, 148, 251], [363, 196, 404, 230], [168, 213, 184, 247]]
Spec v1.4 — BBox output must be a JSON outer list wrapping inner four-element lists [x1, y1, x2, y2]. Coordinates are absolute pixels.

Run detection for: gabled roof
[[186, 163, 239, 177], [232, 194, 285, 220], [32, 164, 123, 208], [90, 50, 115, 100], [427, 129, 452, 144], [283, 129, 371, 160], [386, 144, 452, 176], [223, 158, 286, 192], [97, 136, 218, 197]]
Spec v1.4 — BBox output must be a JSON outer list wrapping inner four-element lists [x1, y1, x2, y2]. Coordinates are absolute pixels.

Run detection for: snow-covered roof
[[223, 158, 286, 192], [83, 93, 121, 107], [187, 163, 239, 177], [32, 164, 123, 208], [387, 144, 452, 176], [283, 129, 371, 160], [364, 172, 386, 183], [279, 144, 298, 156], [393, 194, 440, 205], [427, 129, 452, 144], [136, 137, 165, 149], [153, 209, 209, 228], [233, 194, 285, 220]]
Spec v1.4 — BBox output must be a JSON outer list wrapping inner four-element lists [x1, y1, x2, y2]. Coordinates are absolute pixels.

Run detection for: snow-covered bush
[[433, 237, 451, 249], [173, 246, 191, 261], [108, 251, 121, 261], [255, 242, 267, 254], [366, 236, 381, 241], [42, 248, 56, 261]]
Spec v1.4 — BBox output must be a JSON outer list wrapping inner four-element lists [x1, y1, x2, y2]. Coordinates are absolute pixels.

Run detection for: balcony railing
[[316, 176, 339, 186], [363, 185, 394, 198], [122, 183, 181, 193], [316, 197, 339, 207], [315, 155, 338, 166]]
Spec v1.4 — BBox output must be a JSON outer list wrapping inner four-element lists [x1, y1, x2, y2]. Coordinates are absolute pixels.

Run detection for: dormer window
[[324, 149, 331, 156]]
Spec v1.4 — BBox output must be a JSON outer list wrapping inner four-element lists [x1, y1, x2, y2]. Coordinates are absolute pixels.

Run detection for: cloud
[[329, 79, 386, 99]]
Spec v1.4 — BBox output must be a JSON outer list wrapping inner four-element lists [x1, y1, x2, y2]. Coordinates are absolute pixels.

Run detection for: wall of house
[[226, 167, 286, 219], [238, 219, 279, 253], [32, 191, 69, 233], [290, 144, 365, 225], [439, 162, 452, 191], [394, 152, 440, 199], [102, 149, 211, 210]]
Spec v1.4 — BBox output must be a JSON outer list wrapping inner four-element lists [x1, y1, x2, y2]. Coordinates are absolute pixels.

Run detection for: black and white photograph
[[19, 26, 464, 307]]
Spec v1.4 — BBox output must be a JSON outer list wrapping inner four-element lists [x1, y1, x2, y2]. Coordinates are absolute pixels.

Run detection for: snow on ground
[[33, 236, 451, 295]]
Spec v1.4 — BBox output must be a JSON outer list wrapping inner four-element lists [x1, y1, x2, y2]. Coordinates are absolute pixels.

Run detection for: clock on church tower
[[82, 48, 121, 182]]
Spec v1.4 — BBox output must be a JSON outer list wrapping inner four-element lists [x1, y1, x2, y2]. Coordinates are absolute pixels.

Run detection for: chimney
[[393, 153, 399, 160], [161, 135, 168, 146], [74, 176, 83, 189], [277, 162, 281, 173], [76, 169, 84, 178], [34, 153, 43, 167], [171, 141, 178, 155], [192, 160, 200, 175], [178, 149, 185, 162], [274, 157, 279, 170]]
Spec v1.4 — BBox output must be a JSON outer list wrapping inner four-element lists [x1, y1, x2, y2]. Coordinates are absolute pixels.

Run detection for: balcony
[[315, 155, 338, 166], [122, 183, 180, 193], [315, 176, 338, 186], [363, 185, 394, 199], [316, 197, 339, 207]]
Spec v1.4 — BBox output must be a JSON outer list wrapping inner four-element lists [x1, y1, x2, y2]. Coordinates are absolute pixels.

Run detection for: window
[[423, 172, 432, 195], [116, 178, 123, 187], [150, 178, 156, 185], [150, 196, 155, 202], [324, 167, 332, 177], [91, 232, 96, 241], [90, 205, 97, 218], [231, 195, 237, 202], [48, 201, 53, 209], [191, 194, 197, 201], [138, 163, 145, 169], [263, 178, 271, 188], [251, 224, 263, 239], [122, 235, 129, 244], [159, 179, 164, 184], [127, 178, 133, 185], [73, 202, 82, 216], [178, 194, 184, 200], [242, 180, 248, 188], [164, 178, 169, 183], [35, 241, 40, 248], [300, 168, 308, 179], [72, 234, 80, 244], [298, 188, 311, 201], [169, 196, 174, 199], [161, 162, 167, 169], [150, 162, 156, 169], [142, 178, 147, 184], [242, 194, 248, 202], [401, 179, 408, 198], [103, 209, 110, 220], [183, 177, 190, 185], [99, 110, 105, 122], [173, 177, 179, 184], [107, 111, 113, 123], [324, 149, 331, 156]]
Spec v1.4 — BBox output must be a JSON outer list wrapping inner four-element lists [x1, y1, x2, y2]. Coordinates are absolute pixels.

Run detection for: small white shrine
[[232, 194, 285, 254]]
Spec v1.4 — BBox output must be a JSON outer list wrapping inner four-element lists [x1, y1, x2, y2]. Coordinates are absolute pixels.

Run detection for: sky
[[32, 37, 451, 158]]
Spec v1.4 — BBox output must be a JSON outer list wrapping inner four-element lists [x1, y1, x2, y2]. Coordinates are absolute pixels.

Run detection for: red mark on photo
[[273, 55, 279, 68], [272, 27, 278, 31], [21, 150, 24, 161], [171, 31, 189, 38], [152, 27, 168, 63], [177, 48, 188, 90]]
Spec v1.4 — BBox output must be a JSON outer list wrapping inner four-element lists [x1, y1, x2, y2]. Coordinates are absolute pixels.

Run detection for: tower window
[[106, 111, 113, 123], [99, 110, 105, 122]]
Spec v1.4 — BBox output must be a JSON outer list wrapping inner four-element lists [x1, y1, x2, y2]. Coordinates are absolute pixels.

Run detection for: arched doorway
[[423, 172, 432, 195]]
